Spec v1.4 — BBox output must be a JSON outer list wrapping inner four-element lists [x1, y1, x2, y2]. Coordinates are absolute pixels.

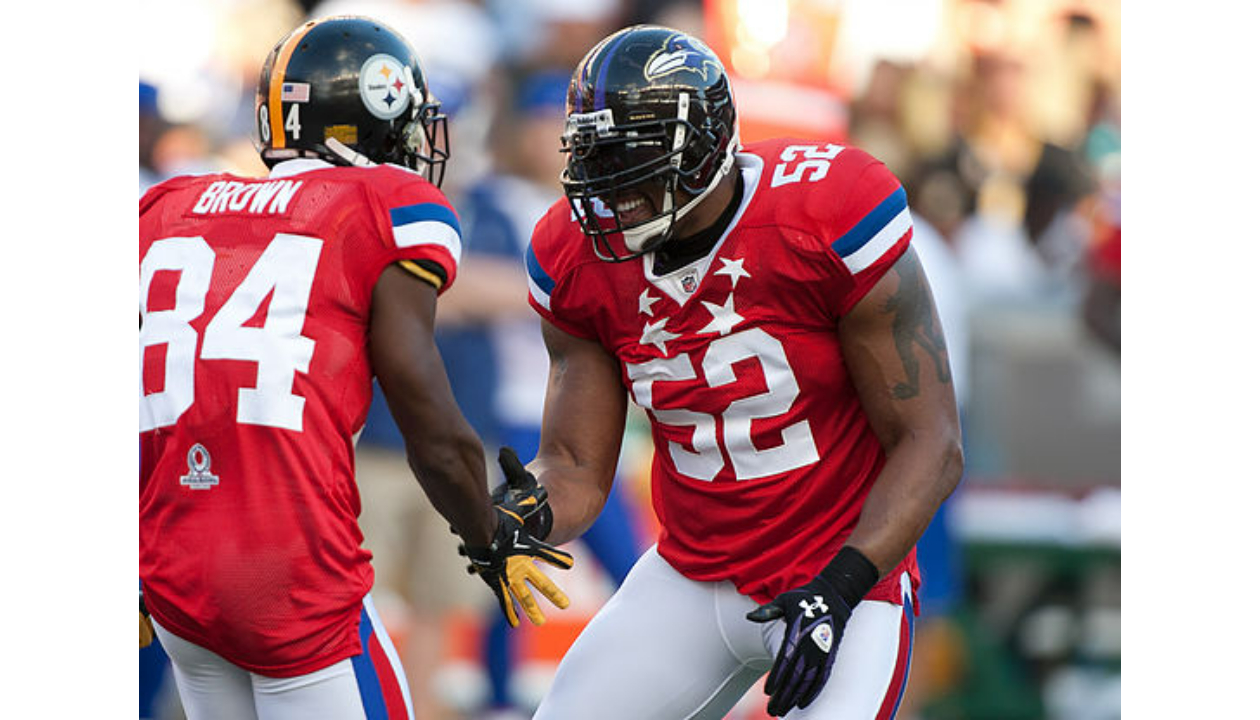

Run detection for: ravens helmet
[[561, 25, 739, 262], [254, 16, 449, 186]]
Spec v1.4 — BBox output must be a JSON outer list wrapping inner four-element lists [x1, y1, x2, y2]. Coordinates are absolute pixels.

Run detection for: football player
[[511, 24, 964, 719], [139, 17, 571, 720]]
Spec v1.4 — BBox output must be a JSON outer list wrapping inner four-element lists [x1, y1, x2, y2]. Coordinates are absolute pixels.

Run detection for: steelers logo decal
[[359, 54, 411, 120]]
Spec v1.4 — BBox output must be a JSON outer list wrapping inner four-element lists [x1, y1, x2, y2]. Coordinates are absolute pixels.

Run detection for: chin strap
[[325, 137, 376, 167]]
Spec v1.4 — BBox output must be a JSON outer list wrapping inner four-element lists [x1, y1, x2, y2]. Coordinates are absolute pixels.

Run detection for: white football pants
[[152, 594, 414, 720], [534, 545, 914, 720]]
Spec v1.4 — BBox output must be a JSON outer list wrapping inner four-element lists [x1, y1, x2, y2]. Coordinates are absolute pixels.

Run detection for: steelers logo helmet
[[254, 15, 449, 186]]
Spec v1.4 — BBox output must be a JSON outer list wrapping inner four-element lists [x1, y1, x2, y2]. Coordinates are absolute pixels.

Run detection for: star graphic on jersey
[[638, 289, 662, 316], [640, 317, 681, 353], [698, 293, 744, 336], [715, 257, 751, 288]]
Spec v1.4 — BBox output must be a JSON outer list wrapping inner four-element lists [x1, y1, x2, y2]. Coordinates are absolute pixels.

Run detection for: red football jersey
[[139, 159, 462, 676], [526, 139, 918, 606]]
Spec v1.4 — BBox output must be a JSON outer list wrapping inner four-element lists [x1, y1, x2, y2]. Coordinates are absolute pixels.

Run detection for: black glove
[[492, 447, 553, 541], [746, 546, 879, 717], [447, 447, 553, 540], [460, 505, 573, 628]]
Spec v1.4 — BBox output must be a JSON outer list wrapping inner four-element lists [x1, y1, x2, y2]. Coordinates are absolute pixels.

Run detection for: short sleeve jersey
[[526, 139, 918, 606], [138, 159, 462, 677]]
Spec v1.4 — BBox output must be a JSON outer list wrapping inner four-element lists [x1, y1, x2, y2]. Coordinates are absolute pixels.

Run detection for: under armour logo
[[799, 595, 829, 618]]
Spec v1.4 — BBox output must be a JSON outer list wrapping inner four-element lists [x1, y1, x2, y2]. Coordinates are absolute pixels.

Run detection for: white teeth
[[617, 197, 645, 213]]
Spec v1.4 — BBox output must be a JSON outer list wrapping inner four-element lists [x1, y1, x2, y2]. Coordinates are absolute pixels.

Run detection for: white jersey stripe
[[842, 207, 912, 274], [391, 219, 462, 264], [528, 273, 553, 311]]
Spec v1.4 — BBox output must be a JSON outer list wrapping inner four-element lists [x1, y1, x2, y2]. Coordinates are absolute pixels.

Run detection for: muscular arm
[[369, 264, 497, 548], [526, 319, 628, 545], [839, 246, 964, 575]]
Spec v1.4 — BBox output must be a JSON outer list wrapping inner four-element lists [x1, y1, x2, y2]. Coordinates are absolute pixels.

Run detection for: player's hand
[[746, 576, 851, 717], [460, 506, 574, 628], [492, 446, 553, 540], [139, 592, 155, 649]]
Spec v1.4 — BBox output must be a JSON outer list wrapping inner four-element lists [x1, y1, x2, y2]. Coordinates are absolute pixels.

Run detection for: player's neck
[[652, 172, 743, 275]]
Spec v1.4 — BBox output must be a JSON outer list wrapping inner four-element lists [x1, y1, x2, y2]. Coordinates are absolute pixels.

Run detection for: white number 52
[[625, 328, 820, 482], [770, 143, 844, 188]]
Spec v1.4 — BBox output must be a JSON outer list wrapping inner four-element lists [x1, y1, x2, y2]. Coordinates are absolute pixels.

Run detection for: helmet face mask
[[254, 16, 450, 186], [560, 26, 738, 262], [399, 98, 450, 186]]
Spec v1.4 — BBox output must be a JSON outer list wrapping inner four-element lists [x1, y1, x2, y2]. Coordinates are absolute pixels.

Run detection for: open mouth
[[612, 191, 654, 226]]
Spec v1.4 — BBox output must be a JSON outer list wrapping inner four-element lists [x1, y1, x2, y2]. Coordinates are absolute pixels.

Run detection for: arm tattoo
[[883, 251, 952, 400]]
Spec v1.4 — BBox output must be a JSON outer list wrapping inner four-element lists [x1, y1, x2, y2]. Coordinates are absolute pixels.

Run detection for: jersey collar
[[268, 158, 333, 178], [641, 152, 763, 307]]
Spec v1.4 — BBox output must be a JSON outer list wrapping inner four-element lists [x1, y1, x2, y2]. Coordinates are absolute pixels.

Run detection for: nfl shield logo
[[681, 271, 698, 293]]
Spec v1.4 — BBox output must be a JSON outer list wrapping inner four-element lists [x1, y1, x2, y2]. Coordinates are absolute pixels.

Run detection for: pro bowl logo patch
[[645, 33, 721, 81], [359, 54, 411, 120], [180, 443, 220, 490]]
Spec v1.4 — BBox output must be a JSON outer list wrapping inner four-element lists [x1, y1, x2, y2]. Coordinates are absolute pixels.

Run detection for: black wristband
[[817, 546, 881, 609]]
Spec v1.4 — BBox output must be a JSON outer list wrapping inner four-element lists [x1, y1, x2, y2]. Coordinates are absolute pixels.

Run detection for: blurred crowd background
[[139, 1, 1121, 719]]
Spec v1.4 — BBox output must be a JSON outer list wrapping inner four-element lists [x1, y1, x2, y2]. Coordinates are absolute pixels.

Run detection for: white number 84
[[139, 234, 322, 433]]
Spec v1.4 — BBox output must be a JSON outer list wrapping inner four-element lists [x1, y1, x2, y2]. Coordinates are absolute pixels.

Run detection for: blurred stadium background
[[139, 1, 1120, 719]]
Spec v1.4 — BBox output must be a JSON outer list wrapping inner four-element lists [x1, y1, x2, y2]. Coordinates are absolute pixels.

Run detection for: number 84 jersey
[[527, 139, 919, 607], [138, 159, 461, 677]]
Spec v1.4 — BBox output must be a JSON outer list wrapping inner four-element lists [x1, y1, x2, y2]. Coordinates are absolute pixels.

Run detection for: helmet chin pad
[[622, 215, 674, 253]]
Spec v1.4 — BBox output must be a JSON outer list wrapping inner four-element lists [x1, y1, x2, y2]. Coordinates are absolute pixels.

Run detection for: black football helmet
[[254, 16, 449, 186], [561, 25, 739, 262]]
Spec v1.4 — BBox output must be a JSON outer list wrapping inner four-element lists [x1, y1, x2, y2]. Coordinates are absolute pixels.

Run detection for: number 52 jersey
[[139, 159, 461, 677], [526, 139, 919, 608]]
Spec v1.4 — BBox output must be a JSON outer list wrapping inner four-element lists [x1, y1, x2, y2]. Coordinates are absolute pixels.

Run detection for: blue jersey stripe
[[831, 186, 907, 259], [525, 245, 556, 295], [389, 202, 461, 235]]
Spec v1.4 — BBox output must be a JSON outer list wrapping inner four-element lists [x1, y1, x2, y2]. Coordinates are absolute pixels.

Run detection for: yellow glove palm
[[498, 554, 572, 627], [464, 509, 574, 628]]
